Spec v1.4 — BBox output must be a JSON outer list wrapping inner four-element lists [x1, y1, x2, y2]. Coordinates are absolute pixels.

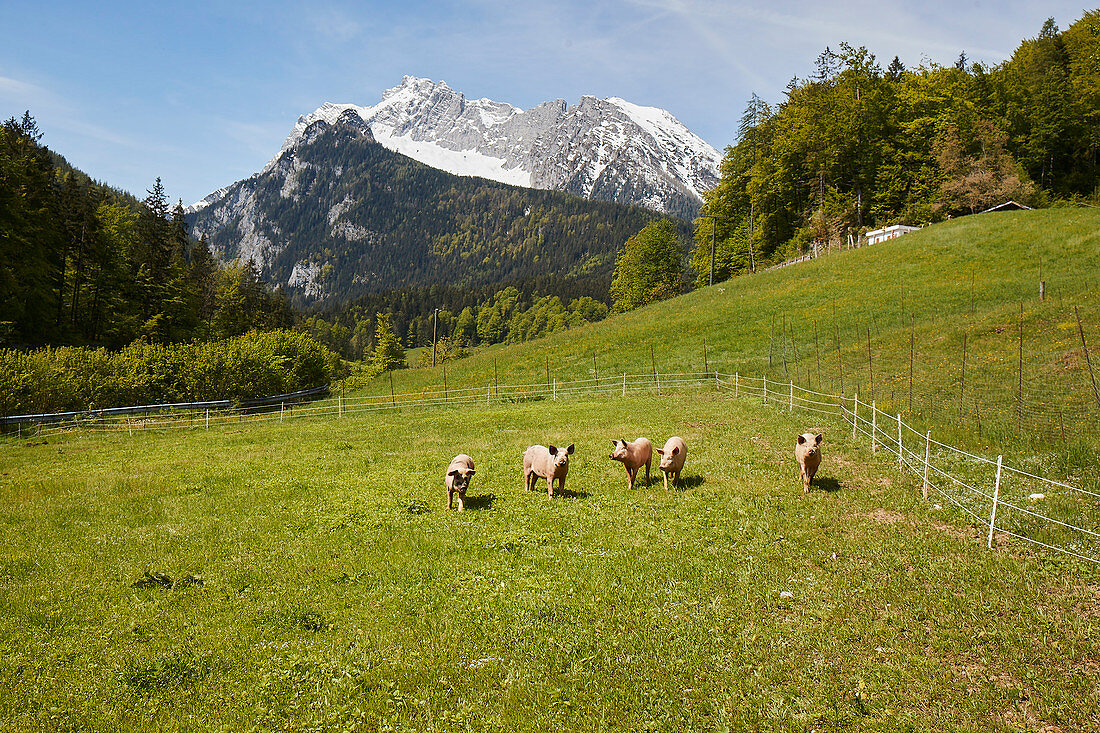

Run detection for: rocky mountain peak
[[195, 77, 721, 219]]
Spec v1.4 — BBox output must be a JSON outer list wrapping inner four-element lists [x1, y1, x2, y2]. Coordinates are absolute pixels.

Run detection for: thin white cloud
[[0, 75, 41, 98], [625, 0, 1058, 65], [305, 5, 364, 44], [217, 117, 293, 159], [0, 73, 180, 152]]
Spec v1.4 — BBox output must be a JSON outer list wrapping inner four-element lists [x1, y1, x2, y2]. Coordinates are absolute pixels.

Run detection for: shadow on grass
[[463, 493, 497, 510], [552, 487, 589, 500], [674, 475, 705, 490], [636, 475, 704, 490], [811, 476, 842, 493]]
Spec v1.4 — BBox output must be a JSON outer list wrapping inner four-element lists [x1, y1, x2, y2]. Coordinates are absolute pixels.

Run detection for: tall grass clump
[[0, 330, 340, 416]]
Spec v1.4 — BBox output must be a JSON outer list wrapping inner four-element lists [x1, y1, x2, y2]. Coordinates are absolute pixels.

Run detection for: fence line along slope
[[27, 367, 1099, 570], [366, 207, 1100, 450]]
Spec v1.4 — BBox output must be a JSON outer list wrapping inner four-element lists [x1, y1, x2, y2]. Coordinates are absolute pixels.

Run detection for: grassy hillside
[[374, 208, 1100, 456], [2, 392, 1097, 730]]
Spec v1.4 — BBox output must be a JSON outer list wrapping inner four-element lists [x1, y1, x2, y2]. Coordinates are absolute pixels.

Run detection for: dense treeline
[[303, 274, 617, 360], [189, 117, 679, 310], [303, 215, 695, 360], [0, 114, 293, 348], [694, 13, 1100, 282], [0, 329, 339, 416]]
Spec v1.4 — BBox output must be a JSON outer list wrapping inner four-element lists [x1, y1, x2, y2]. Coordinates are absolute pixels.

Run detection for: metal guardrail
[[0, 384, 329, 427]]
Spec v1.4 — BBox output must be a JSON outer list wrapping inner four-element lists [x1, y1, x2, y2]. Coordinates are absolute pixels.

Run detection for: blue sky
[[1, 1, 1088, 206]]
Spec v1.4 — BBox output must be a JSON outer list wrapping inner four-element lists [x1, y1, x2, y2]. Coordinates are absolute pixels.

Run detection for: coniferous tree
[[368, 313, 406, 374]]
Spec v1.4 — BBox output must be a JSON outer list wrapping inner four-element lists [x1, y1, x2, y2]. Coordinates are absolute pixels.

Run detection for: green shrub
[[0, 330, 340, 416]]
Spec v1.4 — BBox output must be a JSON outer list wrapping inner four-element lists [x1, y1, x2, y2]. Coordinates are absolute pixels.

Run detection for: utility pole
[[698, 214, 734, 286], [432, 307, 440, 367], [748, 200, 756, 273]]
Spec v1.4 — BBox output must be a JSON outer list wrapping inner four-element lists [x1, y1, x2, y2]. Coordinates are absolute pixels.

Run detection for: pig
[[795, 432, 823, 493], [609, 437, 652, 490], [523, 443, 574, 497], [655, 436, 687, 490], [444, 454, 476, 511]]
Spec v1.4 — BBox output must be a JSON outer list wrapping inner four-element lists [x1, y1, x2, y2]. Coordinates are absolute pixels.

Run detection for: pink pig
[[795, 432, 823, 493], [609, 437, 652, 490], [523, 443, 574, 497], [656, 436, 687, 490]]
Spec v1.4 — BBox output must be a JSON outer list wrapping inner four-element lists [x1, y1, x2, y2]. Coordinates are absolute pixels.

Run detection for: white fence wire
[[9, 370, 1098, 566]]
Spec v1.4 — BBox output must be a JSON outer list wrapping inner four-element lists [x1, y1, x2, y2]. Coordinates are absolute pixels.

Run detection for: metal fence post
[[922, 430, 931, 500], [871, 401, 877, 454], [206, 409, 209, 430], [849, 387, 858, 440], [897, 413, 903, 469], [789, 381, 794, 412], [763, 375, 768, 405], [735, 372, 739, 398], [280, 402, 284, 422], [987, 455, 1004, 549], [553, 378, 557, 400]]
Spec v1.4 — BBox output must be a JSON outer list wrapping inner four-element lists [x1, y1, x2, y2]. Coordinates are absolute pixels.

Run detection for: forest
[[0, 113, 292, 349], [690, 13, 1100, 282]]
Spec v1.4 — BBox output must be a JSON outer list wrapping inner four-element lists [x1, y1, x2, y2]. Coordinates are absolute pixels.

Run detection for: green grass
[[371, 208, 1100, 465], [3, 390, 1098, 731]]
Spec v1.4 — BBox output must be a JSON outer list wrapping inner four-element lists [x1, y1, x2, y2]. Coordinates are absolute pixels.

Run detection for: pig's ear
[[467, 469, 476, 475], [566, 444, 575, 454], [671, 446, 680, 456], [814, 434, 823, 445], [447, 469, 459, 477], [620, 437, 627, 445], [548, 444, 558, 454], [656, 448, 664, 455], [610, 439, 618, 447], [797, 434, 806, 445]]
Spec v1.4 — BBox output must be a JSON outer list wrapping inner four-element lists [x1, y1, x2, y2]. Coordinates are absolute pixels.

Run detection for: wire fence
[[9, 369, 1098, 566], [759, 298, 1100, 447]]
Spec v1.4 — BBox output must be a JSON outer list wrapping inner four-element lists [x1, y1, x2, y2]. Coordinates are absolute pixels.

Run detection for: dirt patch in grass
[[869, 508, 905, 524], [865, 508, 981, 544], [1046, 583, 1100, 620], [929, 520, 978, 542]]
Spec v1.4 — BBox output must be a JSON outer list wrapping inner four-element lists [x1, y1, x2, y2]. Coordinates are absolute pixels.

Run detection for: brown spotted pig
[[445, 454, 476, 510]]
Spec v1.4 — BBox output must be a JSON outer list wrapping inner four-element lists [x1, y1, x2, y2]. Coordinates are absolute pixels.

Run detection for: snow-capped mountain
[[193, 76, 721, 219], [186, 111, 670, 305]]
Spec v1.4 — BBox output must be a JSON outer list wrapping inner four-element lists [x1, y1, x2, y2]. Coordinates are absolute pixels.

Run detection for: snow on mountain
[[212, 76, 722, 219]]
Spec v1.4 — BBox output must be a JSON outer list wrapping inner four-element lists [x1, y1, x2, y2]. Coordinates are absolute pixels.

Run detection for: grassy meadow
[[370, 207, 1100, 458], [3, 389, 1099, 731]]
